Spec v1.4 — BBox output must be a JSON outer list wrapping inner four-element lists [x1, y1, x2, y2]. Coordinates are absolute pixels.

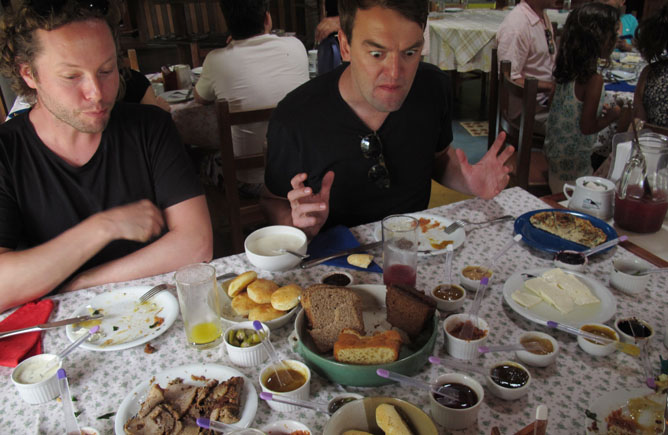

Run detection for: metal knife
[[0, 313, 104, 340], [300, 241, 383, 269]]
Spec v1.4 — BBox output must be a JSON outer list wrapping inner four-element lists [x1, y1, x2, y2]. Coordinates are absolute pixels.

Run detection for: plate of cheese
[[503, 268, 616, 327]]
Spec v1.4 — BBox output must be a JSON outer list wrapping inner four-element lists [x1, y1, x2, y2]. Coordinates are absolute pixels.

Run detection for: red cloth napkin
[[0, 299, 54, 367]]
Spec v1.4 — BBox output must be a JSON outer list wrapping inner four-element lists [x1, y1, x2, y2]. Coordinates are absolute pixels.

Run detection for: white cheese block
[[524, 278, 574, 314], [541, 269, 600, 305], [512, 289, 543, 308]]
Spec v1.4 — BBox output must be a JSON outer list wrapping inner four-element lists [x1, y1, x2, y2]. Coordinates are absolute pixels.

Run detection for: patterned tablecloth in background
[[427, 9, 568, 73], [1, 187, 666, 434]]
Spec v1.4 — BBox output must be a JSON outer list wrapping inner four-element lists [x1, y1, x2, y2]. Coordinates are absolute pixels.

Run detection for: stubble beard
[[37, 92, 112, 134]]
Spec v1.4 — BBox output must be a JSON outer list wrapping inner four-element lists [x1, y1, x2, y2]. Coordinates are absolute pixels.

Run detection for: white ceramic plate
[[585, 388, 661, 434], [191, 66, 203, 75], [443, 7, 464, 12], [502, 268, 617, 327], [160, 89, 192, 104], [609, 69, 636, 81], [373, 212, 466, 256], [114, 364, 258, 435], [65, 286, 178, 351], [210, 278, 298, 330]]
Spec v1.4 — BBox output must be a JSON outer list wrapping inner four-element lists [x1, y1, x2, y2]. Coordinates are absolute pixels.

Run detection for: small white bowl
[[245, 226, 307, 272], [459, 265, 493, 291], [515, 331, 559, 367], [614, 317, 655, 344], [430, 283, 466, 311], [610, 258, 651, 295], [443, 313, 489, 360], [11, 353, 62, 404], [486, 360, 531, 400], [320, 271, 354, 286], [259, 359, 311, 412], [553, 250, 587, 271], [261, 420, 313, 435], [577, 323, 619, 357], [327, 393, 364, 414], [223, 321, 269, 367], [80, 428, 100, 435], [429, 373, 484, 430]]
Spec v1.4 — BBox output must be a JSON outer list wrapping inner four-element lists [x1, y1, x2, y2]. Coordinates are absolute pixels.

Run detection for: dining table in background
[[426, 9, 569, 74], [1, 187, 666, 434]]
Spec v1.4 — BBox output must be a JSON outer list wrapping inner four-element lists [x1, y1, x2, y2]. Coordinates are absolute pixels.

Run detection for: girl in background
[[633, 3, 668, 128], [544, 2, 630, 193]]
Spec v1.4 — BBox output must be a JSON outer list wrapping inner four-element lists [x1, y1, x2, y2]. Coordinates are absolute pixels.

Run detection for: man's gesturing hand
[[287, 171, 335, 238], [458, 132, 514, 199]]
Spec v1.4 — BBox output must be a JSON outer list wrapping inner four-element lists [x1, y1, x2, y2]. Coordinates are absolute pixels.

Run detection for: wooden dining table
[[1, 187, 666, 434]]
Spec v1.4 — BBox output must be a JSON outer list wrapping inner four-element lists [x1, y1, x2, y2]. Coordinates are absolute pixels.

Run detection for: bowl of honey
[[577, 323, 619, 356], [430, 283, 466, 311], [259, 359, 310, 412], [515, 331, 559, 367], [459, 266, 493, 291]]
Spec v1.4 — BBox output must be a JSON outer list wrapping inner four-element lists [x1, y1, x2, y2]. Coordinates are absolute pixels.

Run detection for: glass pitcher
[[614, 132, 668, 233]]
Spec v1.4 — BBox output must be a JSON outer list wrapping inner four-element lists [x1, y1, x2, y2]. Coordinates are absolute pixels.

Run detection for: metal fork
[[444, 215, 514, 234], [139, 272, 237, 303]]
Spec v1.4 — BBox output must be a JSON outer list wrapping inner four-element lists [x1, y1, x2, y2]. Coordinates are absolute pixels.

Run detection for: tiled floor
[[450, 77, 489, 164]]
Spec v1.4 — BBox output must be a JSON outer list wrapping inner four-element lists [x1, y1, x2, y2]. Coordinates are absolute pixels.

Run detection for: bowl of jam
[[429, 373, 484, 430], [514, 331, 559, 367], [459, 266, 493, 291], [443, 314, 489, 360], [553, 250, 587, 271], [320, 271, 353, 287], [614, 317, 654, 344], [486, 361, 531, 400], [430, 283, 466, 311], [577, 323, 619, 356]]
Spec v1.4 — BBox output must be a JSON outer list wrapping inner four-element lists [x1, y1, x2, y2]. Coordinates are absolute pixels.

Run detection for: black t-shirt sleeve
[[0, 136, 20, 249], [123, 69, 151, 104], [325, 0, 338, 16], [265, 113, 301, 198]]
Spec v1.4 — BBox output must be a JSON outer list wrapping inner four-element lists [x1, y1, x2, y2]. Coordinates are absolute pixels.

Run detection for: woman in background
[[633, 3, 668, 128]]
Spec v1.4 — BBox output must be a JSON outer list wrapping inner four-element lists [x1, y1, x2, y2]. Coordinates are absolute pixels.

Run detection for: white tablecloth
[[1, 187, 666, 434]]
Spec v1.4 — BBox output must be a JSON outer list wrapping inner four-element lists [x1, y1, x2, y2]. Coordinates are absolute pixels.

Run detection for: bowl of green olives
[[223, 321, 269, 367]]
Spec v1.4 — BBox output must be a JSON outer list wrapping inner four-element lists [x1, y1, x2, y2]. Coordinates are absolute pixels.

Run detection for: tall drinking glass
[[382, 215, 419, 287], [174, 263, 223, 350]]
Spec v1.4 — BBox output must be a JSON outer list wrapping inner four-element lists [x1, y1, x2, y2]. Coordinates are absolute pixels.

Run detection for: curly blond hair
[[0, 0, 121, 103]]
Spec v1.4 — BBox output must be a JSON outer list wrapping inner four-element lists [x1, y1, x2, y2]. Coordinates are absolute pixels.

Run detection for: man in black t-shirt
[[263, 0, 514, 239], [0, 1, 213, 312]]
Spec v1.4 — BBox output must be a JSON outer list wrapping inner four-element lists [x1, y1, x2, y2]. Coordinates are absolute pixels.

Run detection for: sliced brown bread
[[334, 329, 402, 365], [301, 284, 364, 353], [386, 284, 436, 338]]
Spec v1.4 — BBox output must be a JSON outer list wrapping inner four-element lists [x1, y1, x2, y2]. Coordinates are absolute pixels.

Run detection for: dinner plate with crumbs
[[160, 89, 193, 104], [210, 277, 298, 330], [373, 212, 466, 256], [443, 7, 464, 12], [115, 364, 258, 435], [585, 388, 663, 434], [514, 209, 618, 254], [65, 285, 178, 351], [503, 267, 616, 327]]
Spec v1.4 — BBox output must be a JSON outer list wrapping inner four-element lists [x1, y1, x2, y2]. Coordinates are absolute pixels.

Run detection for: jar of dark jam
[[432, 382, 479, 409]]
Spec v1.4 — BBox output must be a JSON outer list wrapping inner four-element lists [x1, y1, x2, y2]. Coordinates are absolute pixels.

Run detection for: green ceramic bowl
[[323, 396, 438, 435], [294, 284, 438, 387]]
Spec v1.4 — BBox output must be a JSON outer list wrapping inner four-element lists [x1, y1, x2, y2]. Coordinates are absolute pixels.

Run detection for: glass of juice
[[382, 214, 419, 287], [174, 263, 223, 350]]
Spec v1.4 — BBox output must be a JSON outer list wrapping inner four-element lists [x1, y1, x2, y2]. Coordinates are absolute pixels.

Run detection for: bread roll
[[347, 254, 373, 269], [271, 284, 302, 311], [228, 271, 257, 297], [248, 304, 284, 322], [334, 329, 402, 365], [230, 292, 259, 316], [376, 404, 414, 435], [247, 279, 279, 304]]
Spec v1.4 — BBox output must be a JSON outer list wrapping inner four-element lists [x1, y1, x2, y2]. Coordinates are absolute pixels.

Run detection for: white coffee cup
[[563, 176, 615, 220], [173, 64, 192, 90]]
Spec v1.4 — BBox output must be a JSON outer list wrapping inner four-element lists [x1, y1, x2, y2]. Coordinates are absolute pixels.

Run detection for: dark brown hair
[[338, 0, 428, 42], [0, 0, 121, 101], [553, 2, 619, 84], [636, 3, 668, 64]]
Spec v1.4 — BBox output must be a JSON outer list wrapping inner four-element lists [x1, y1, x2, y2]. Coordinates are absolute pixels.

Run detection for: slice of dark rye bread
[[300, 284, 365, 353], [386, 284, 436, 338]]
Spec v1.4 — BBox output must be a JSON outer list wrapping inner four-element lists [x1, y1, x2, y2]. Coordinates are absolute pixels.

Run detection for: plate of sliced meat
[[116, 364, 257, 435]]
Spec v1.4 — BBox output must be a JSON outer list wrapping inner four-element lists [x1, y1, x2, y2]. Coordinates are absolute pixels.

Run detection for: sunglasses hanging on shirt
[[360, 132, 391, 189]]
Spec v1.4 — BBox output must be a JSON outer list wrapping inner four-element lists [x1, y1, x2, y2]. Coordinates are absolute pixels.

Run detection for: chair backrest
[[497, 60, 539, 191], [644, 122, 668, 137], [215, 99, 273, 253], [488, 48, 499, 149], [127, 48, 139, 71]]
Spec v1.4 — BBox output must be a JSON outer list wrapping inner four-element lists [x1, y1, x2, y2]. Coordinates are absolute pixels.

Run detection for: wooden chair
[[127, 48, 139, 71], [214, 100, 273, 253], [495, 60, 550, 195], [644, 122, 668, 136], [488, 48, 499, 148]]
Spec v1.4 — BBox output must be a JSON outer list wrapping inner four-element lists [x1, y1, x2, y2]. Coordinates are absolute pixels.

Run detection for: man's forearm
[[436, 147, 473, 195]]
